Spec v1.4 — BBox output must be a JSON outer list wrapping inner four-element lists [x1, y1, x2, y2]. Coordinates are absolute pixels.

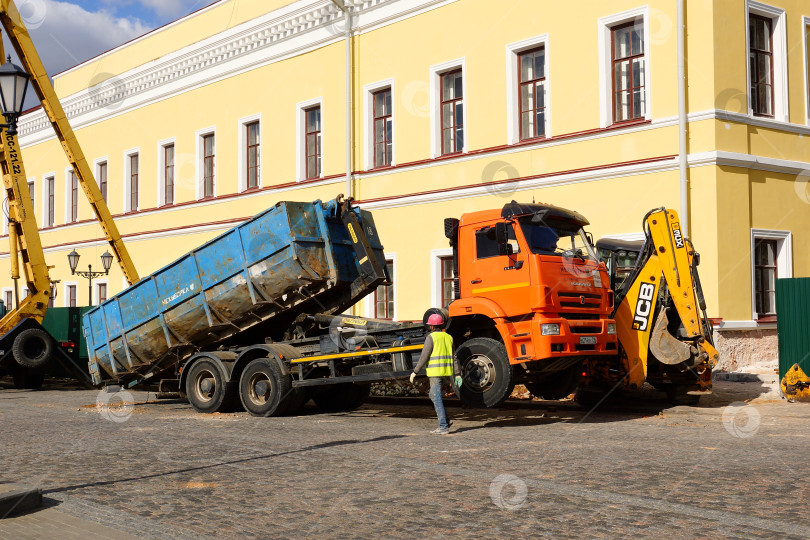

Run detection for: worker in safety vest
[[410, 313, 462, 434]]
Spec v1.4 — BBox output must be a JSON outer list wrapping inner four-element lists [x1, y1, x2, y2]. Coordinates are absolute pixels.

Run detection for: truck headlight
[[541, 324, 560, 335], [607, 323, 616, 335]]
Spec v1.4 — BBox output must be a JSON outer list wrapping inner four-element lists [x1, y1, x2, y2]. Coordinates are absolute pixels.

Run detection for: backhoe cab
[[444, 202, 617, 407], [593, 208, 719, 398]]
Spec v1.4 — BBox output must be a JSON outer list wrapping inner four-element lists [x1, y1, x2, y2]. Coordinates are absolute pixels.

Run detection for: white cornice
[[18, 0, 457, 147]]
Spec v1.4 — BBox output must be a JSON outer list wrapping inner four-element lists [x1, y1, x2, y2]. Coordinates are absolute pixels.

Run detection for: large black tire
[[238, 358, 293, 417], [11, 366, 45, 390], [312, 383, 370, 412], [455, 337, 514, 408], [185, 359, 239, 414], [13, 328, 54, 369], [525, 366, 580, 400]]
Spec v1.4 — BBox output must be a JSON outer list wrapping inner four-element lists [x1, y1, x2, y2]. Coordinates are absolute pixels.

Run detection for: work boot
[[430, 427, 450, 435]]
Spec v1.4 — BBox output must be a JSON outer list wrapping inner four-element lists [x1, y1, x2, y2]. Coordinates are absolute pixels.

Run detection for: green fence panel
[[776, 277, 810, 380]]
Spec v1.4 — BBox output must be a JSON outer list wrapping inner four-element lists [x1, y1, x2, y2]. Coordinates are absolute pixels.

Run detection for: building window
[[4, 290, 11, 310], [440, 69, 464, 155], [754, 239, 776, 317], [611, 20, 645, 123], [246, 121, 260, 189], [305, 106, 321, 179], [97, 283, 107, 304], [28, 181, 34, 213], [203, 133, 215, 197], [440, 256, 454, 308], [70, 171, 78, 222], [97, 161, 107, 203], [67, 284, 77, 307], [125, 152, 139, 212], [164, 144, 175, 205], [373, 88, 393, 168], [518, 47, 546, 140], [46, 176, 54, 227], [749, 14, 773, 117], [374, 260, 395, 319]]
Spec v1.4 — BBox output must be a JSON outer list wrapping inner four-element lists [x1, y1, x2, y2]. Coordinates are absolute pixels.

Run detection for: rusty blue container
[[83, 199, 386, 385]]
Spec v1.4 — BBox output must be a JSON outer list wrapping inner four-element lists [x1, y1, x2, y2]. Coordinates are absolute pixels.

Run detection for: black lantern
[[100, 250, 113, 273], [67, 249, 80, 274], [0, 56, 30, 136]]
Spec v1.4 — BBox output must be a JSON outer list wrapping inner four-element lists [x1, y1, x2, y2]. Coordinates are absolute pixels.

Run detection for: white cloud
[[26, 1, 150, 74], [136, 0, 205, 19]]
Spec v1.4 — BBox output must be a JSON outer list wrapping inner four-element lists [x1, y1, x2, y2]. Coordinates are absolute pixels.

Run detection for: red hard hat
[[427, 313, 445, 326]]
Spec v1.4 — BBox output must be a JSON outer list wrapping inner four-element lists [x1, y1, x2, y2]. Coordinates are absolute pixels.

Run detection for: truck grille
[[560, 313, 599, 320], [569, 326, 601, 335], [557, 292, 601, 309]]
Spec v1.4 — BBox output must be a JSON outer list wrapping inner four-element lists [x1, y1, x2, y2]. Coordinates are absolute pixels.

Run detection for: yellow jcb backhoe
[[584, 208, 720, 402]]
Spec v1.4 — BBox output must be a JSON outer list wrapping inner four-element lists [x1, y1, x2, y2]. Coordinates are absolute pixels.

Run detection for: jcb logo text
[[632, 282, 655, 331]]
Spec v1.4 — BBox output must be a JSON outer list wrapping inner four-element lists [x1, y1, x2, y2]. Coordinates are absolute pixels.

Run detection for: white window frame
[[123, 147, 140, 213], [64, 281, 78, 308], [801, 15, 810, 125], [746, 1, 788, 122], [2, 287, 12, 310], [196, 127, 217, 199], [93, 157, 108, 205], [506, 34, 551, 144], [430, 248, 453, 309], [26, 178, 35, 217], [238, 114, 262, 192], [94, 278, 109, 305], [363, 79, 395, 170], [430, 58, 467, 158], [296, 97, 323, 181], [364, 252, 396, 320], [598, 7, 652, 128], [41, 171, 55, 228], [63, 167, 77, 223], [750, 228, 792, 320], [156, 138, 176, 206]]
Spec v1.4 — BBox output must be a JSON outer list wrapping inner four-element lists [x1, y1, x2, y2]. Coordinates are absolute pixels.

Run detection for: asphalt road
[[0, 378, 806, 539]]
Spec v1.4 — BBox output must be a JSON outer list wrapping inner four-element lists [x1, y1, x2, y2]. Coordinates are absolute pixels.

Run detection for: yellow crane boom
[[0, 0, 139, 287]]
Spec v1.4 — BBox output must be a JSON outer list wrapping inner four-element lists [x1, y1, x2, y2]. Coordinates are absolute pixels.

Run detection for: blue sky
[[9, 0, 219, 87]]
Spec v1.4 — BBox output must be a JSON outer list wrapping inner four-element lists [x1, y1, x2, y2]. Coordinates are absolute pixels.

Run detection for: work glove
[[455, 376, 463, 388], [409, 372, 417, 384]]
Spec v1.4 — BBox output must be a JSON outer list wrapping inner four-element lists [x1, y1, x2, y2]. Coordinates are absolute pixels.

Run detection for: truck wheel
[[525, 366, 580, 400], [313, 383, 370, 412], [185, 359, 239, 414], [13, 329, 54, 369], [238, 358, 292, 417], [455, 337, 514, 408]]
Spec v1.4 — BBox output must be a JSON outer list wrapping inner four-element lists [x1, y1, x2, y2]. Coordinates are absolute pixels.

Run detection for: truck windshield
[[519, 217, 599, 261]]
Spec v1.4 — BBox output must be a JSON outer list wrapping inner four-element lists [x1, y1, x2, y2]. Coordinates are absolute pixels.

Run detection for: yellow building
[[4, 0, 810, 368]]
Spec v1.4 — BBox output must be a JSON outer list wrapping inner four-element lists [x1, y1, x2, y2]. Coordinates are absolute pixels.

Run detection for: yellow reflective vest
[[426, 331, 454, 377]]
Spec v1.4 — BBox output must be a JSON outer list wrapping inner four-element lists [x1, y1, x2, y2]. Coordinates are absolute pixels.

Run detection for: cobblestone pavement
[[0, 378, 808, 539]]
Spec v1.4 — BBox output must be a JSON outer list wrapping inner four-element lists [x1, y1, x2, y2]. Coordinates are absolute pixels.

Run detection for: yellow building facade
[[4, 0, 810, 367]]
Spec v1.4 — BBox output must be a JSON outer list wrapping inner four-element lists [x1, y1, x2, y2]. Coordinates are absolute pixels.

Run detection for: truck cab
[[445, 202, 616, 406]]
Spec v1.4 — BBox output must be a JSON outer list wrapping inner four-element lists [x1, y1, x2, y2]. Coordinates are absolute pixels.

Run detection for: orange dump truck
[[443, 201, 617, 407]]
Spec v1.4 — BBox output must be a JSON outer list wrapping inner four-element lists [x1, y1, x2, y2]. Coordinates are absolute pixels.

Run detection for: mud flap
[[648, 308, 693, 365], [781, 363, 810, 401]]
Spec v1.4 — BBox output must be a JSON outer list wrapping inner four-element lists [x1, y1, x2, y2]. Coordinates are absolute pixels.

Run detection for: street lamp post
[[67, 250, 113, 306]]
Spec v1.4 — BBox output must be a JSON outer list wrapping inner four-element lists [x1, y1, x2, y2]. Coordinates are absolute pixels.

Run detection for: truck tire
[[455, 337, 514, 408], [13, 328, 54, 369], [312, 383, 370, 412], [238, 358, 293, 417], [525, 366, 580, 400], [185, 359, 239, 414]]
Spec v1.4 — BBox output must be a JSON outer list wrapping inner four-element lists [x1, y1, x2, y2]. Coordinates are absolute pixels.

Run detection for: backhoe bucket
[[648, 309, 693, 365]]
